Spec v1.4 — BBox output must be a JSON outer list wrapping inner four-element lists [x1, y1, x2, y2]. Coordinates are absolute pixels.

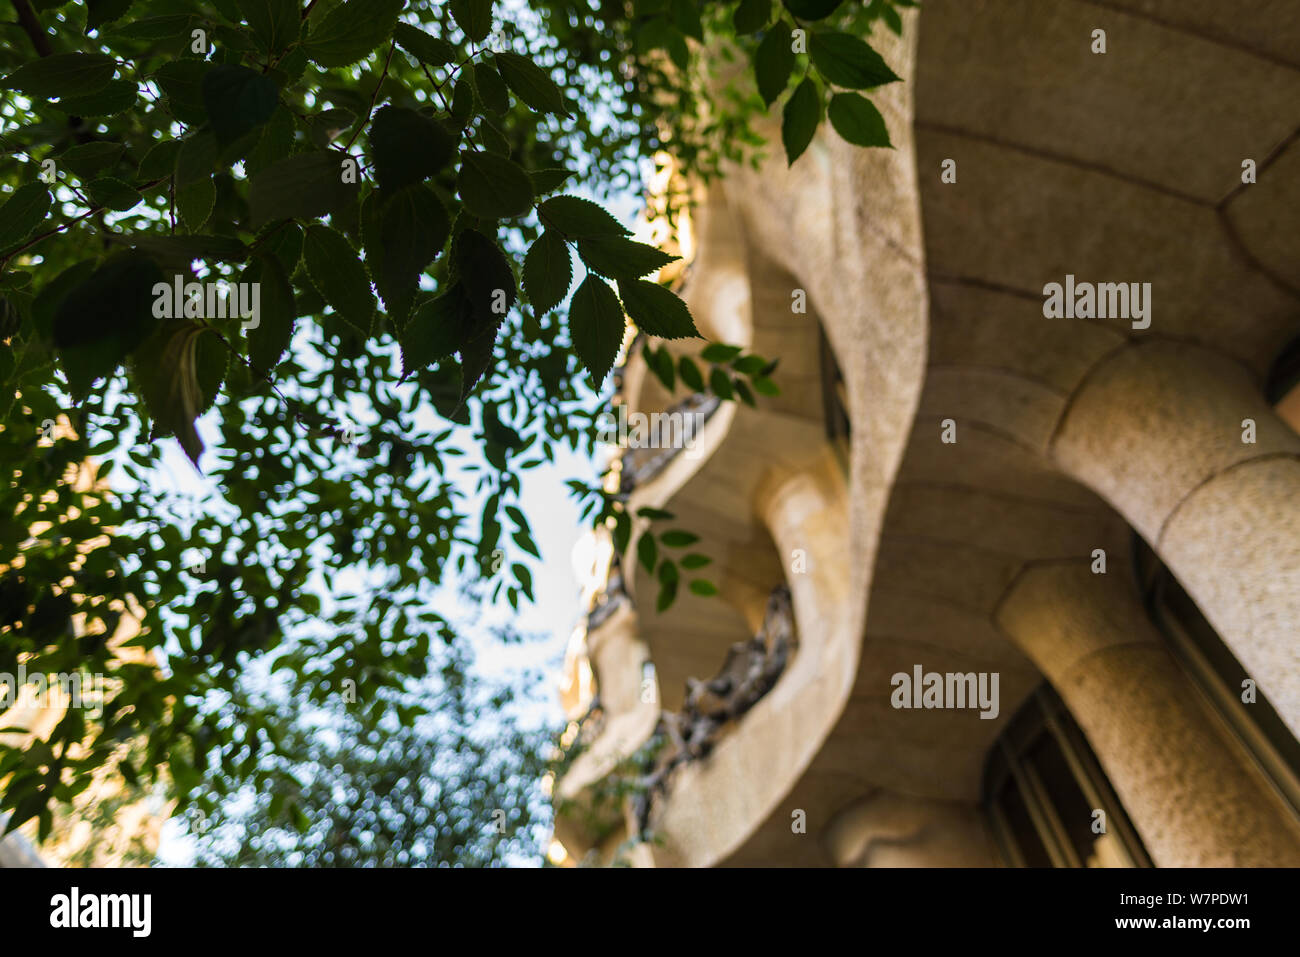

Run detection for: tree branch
[[12, 0, 53, 57]]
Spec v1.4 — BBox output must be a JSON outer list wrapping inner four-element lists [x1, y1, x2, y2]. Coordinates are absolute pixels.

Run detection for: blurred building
[[552, 0, 1300, 866]]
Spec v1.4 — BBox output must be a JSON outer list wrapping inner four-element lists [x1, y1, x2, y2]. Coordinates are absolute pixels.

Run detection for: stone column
[[1051, 340, 1300, 738], [996, 561, 1300, 866]]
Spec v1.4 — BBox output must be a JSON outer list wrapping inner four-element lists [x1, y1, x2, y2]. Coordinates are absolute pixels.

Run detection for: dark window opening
[[1133, 534, 1300, 819], [983, 685, 1151, 868]]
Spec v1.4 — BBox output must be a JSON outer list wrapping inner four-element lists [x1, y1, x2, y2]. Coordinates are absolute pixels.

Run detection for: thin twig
[[344, 40, 397, 151]]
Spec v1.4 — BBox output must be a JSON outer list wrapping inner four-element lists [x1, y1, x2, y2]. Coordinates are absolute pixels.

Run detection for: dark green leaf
[[678, 355, 704, 391], [709, 365, 734, 399], [784, 0, 843, 18], [537, 195, 630, 238], [688, 579, 718, 596], [567, 277, 624, 383], [53, 79, 137, 117], [241, 251, 295, 378], [1, 53, 115, 99], [362, 184, 449, 321], [809, 31, 901, 89], [303, 224, 375, 335], [660, 529, 698, 547], [755, 20, 794, 106], [827, 91, 892, 147], [680, 553, 712, 569], [618, 280, 698, 339], [249, 150, 359, 226], [457, 150, 534, 219], [450, 0, 494, 42], [368, 105, 457, 191], [236, 0, 301, 56], [529, 168, 574, 195], [733, 0, 771, 34], [670, 0, 703, 41], [495, 52, 568, 115], [637, 531, 657, 573], [576, 236, 678, 280], [202, 64, 279, 146], [401, 289, 467, 377], [52, 251, 163, 399], [58, 141, 125, 178], [0, 184, 50, 249], [522, 230, 572, 316], [701, 343, 743, 362], [177, 177, 215, 229], [87, 177, 142, 212], [473, 61, 510, 115], [393, 22, 456, 66], [304, 0, 405, 68], [782, 77, 820, 165]]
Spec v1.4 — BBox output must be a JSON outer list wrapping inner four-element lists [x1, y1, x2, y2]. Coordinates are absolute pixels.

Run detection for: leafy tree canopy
[[0, 0, 907, 859]]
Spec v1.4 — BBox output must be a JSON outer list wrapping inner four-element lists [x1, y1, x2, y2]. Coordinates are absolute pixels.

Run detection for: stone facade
[[552, 1, 1300, 867]]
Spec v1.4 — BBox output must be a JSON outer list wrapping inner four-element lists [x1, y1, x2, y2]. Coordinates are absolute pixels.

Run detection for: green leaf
[[637, 506, 675, 520], [52, 251, 163, 399], [734, 377, 757, 406], [733, 0, 771, 34], [303, 224, 375, 335], [152, 60, 211, 125], [576, 236, 678, 281], [828, 91, 892, 147], [660, 529, 698, 547], [472, 61, 510, 115], [174, 132, 216, 189], [0, 183, 50, 249], [87, 177, 142, 212], [304, 0, 405, 68], [567, 277, 625, 383], [701, 343, 743, 362], [495, 52, 568, 115], [236, 0, 301, 56], [138, 138, 182, 180], [249, 150, 359, 226], [784, 0, 843, 17], [457, 150, 534, 220], [453, 230, 514, 397], [678, 355, 704, 391], [618, 280, 699, 340], [782, 77, 821, 165], [809, 31, 901, 89], [637, 531, 657, 573], [537, 195, 630, 238], [754, 20, 794, 107], [522, 230, 572, 316], [670, 0, 703, 41], [635, 17, 688, 70], [450, 0, 494, 43], [133, 320, 226, 465], [368, 105, 457, 192], [1, 53, 115, 99], [401, 289, 467, 377], [529, 168, 574, 195], [58, 141, 125, 178], [177, 177, 216, 229], [688, 579, 719, 596], [393, 22, 456, 66], [53, 79, 137, 117], [86, 0, 134, 31], [236, 254, 293, 380], [362, 184, 449, 321], [709, 365, 734, 399], [753, 375, 780, 396], [121, 234, 248, 269], [649, 346, 674, 391], [680, 552, 712, 569], [732, 354, 768, 374], [202, 64, 279, 147]]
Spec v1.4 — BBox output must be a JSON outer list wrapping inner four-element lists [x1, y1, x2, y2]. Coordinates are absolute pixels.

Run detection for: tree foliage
[[0, 0, 906, 860]]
